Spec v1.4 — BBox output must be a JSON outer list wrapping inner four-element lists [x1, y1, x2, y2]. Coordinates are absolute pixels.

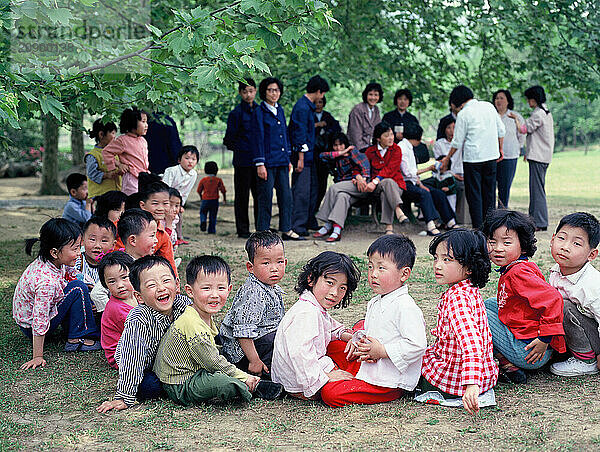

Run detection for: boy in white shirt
[[161, 145, 199, 244], [320, 234, 427, 407], [549, 212, 600, 376]]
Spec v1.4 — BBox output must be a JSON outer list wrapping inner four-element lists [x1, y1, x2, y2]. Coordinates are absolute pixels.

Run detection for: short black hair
[[89, 118, 117, 142], [403, 122, 423, 141], [83, 216, 117, 239], [186, 255, 231, 286], [119, 107, 147, 134], [306, 75, 329, 94], [168, 187, 182, 204], [394, 89, 413, 107], [95, 190, 127, 219], [362, 82, 383, 103], [245, 231, 284, 262], [556, 212, 600, 249], [320, 95, 327, 107], [295, 251, 360, 309], [429, 229, 491, 288], [66, 173, 87, 192], [492, 89, 515, 111], [204, 161, 218, 175], [438, 115, 456, 138], [98, 251, 135, 289], [178, 145, 199, 162], [372, 121, 392, 145], [139, 181, 170, 203], [329, 131, 350, 150], [449, 85, 474, 108], [367, 234, 416, 269], [482, 209, 537, 258], [25, 218, 82, 262], [117, 208, 155, 243], [258, 77, 284, 100], [129, 255, 176, 292], [125, 192, 143, 211], [138, 172, 163, 191], [238, 77, 256, 91]]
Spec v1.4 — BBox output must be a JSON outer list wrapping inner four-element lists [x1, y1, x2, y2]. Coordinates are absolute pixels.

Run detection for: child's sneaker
[[498, 368, 527, 384], [253, 380, 283, 400], [550, 357, 599, 377]]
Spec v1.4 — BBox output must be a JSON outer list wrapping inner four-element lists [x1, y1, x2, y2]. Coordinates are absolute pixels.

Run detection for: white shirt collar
[[377, 144, 387, 158], [550, 262, 591, 284], [265, 102, 278, 115]]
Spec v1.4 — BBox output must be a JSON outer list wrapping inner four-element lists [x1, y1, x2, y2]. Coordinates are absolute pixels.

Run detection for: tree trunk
[[572, 128, 577, 147], [40, 115, 65, 195], [71, 112, 85, 166]]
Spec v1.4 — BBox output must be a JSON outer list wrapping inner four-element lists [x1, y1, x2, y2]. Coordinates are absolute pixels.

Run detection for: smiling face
[[168, 195, 182, 220], [368, 252, 408, 295], [494, 92, 508, 113], [128, 220, 158, 259], [53, 238, 82, 268], [179, 151, 198, 173], [487, 227, 523, 267], [140, 191, 170, 221], [396, 94, 410, 112], [366, 89, 380, 107], [248, 244, 287, 286], [135, 263, 177, 315], [551, 225, 598, 275], [310, 272, 348, 310], [185, 270, 232, 325], [104, 263, 134, 300], [265, 83, 281, 105], [377, 129, 394, 149], [83, 224, 116, 265], [433, 241, 469, 286]]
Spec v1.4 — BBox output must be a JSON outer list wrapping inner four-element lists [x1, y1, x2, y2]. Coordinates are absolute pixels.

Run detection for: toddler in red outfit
[[196, 161, 226, 234], [482, 209, 566, 384]]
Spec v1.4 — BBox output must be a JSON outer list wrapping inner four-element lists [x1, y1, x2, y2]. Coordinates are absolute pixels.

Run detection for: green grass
[[1, 149, 600, 450]]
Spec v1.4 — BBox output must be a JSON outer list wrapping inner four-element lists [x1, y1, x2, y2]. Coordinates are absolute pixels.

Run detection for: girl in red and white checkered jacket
[[419, 229, 498, 415]]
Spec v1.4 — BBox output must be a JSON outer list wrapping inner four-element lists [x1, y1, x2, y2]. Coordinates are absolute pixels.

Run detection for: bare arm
[[238, 338, 268, 375], [21, 334, 47, 370]]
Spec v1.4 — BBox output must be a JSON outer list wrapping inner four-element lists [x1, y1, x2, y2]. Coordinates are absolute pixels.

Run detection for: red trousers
[[320, 340, 403, 408]]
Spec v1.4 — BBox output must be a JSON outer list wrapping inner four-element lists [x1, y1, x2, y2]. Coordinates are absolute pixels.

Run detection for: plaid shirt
[[320, 148, 370, 182], [421, 280, 498, 396]]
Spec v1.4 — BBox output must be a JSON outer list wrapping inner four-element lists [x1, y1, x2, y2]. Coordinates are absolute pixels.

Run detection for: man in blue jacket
[[223, 78, 259, 238], [289, 75, 330, 236]]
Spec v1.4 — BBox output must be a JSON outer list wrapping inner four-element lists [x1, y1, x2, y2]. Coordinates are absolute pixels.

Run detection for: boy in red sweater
[[197, 161, 226, 234], [482, 209, 566, 384]]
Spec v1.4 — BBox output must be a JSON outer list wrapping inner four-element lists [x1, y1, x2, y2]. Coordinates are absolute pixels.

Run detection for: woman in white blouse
[[493, 89, 525, 208], [509, 85, 554, 231]]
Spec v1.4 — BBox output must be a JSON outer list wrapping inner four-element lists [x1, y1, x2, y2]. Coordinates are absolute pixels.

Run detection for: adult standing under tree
[[223, 78, 259, 239], [493, 89, 525, 208], [313, 95, 341, 207], [347, 83, 384, 151], [289, 75, 330, 236], [441, 85, 505, 229], [509, 85, 554, 231], [382, 89, 420, 143]]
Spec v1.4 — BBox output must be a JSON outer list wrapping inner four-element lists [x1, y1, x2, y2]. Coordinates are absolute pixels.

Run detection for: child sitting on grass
[[153, 255, 282, 405], [418, 229, 497, 415], [321, 234, 427, 407], [219, 231, 287, 378], [97, 256, 190, 413], [94, 190, 127, 225], [482, 209, 566, 384], [549, 212, 600, 377], [62, 173, 92, 227], [165, 188, 182, 247], [271, 251, 360, 401], [99, 251, 138, 368], [14, 218, 100, 370], [197, 161, 226, 234], [73, 217, 117, 291]]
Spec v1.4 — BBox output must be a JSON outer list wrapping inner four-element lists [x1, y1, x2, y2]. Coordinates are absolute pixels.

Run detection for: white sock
[[427, 220, 436, 231], [329, 231, 340, 239], [446, 218, 456, 228], [317, 226, 329, 235], [332, 225, 342, 235]]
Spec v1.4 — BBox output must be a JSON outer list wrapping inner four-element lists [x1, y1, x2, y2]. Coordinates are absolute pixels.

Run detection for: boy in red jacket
[[482, 209, 566, 384]]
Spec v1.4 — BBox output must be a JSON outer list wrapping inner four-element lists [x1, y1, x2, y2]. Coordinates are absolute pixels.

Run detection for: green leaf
[[281, 26, 301, 45], [146, 24, 162, 37], [240, 55, 254, 68], [233, 39, 260, 54], [46, 7, 73, 25]]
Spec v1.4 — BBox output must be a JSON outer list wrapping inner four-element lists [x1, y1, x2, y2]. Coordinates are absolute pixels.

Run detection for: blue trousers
[[200, 199, 219, 233], [291, 165, 319, 234], [20, 280, 98, 340], [484, 297, 552, 370], [256, 166, 292, 232], [496, 158, 518, 208], [138, 370, 165, 401], [404, 181, 455, 223]]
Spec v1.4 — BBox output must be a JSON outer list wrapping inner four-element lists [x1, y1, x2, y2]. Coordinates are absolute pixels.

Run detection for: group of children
[[13, 206, 600, 413]]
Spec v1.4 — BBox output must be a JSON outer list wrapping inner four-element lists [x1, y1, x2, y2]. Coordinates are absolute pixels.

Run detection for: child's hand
[[20, 356, 46, 370], [326, 369, 353, 382], [245, 375, 260, 391], [524, 338, 548, 364], [344, 341, 358, 361], [462, 384, 480, 415], [356, 337, 387, 362], [96, 399, 128, 413], [248, 358, 269, 376]]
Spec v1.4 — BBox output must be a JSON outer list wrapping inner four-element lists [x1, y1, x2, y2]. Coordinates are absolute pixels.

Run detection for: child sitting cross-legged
[[97, 255, 190, 413], [482, 209, 566, 384], [98, 251, 138, 368], [153, 256, 283, 405], [549, 212, 600, 377], [418, 229, 498, 415], [271, 251, 361, 401], [219, 231, 287, 378], [320, 234, 427, 407]]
